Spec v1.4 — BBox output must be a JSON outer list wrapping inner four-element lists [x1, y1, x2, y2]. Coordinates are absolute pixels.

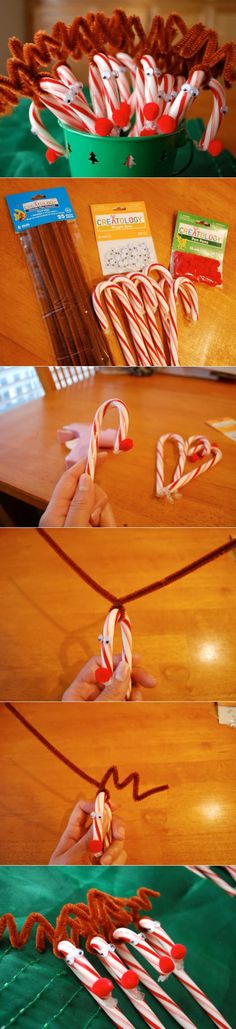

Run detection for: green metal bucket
[[59, 118, 194, 178]]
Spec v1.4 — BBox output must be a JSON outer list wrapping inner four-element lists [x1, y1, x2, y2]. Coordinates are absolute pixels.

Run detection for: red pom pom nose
[[143, 102, 159, 121], [140, 128, 157, 136], [46, 148, 59, 164], [95, 117, 113, 136], [159, 956, 175, 974], [113, 102, 131, 128], [157, 115, 177, 134], [95, 667, 111, 684], [121, 970, 139, 989], [119, 437, 133, 451], [208, 139, 223, 157], [171, 944, 186, 961], [92, 977, 113, 998]]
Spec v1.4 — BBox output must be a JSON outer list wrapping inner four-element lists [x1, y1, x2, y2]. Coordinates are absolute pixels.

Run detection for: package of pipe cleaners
[[170, 211, 228, 286], [6, 186, 111, 366]]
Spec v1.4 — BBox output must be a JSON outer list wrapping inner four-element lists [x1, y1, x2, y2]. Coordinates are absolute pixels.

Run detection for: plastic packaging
[[170, 210, 228, 287]]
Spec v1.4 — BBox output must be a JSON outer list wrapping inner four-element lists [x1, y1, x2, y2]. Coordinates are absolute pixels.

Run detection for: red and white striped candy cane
[[90, 936, 139, 989], [145, 264, 172, 346], [113, 929, 175, 981], [89, 61, 107, 117], [129, 272, 168, 366], [189, 866, 236, 897], [91, 935, 168, 1029], [168, 276, 199, 366], [89, 790, 113, 858], [96, 605, 132, 696], [85, 398, 133, 481], [116, 942, 199, 1029], [39, 91, 88, 133], [199, 79, 227, 151], [92, 281, 137, 366], [29, 102, 67, 158], [141, 55, 161, 105], [225, 866, 236, 882], [109, 56, 132, 104], [165, 69, 205, 128], [102, 279, 153, 366], [134, 64, 146, 135], [140, 920, 232, 1029], [115, 272, 161, 367], [158, 74, 176, 115], [93, 53, 120, 119], [116, 52, 137, 90], [58, 941, 136, 1029], [39, 77, 98, 133], [156, 434, 222, 498]]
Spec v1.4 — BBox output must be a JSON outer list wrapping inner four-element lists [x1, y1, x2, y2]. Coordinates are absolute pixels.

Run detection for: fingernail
[[91, 507, 101, 525], [79, 473, 91, 492], [115, 659, 128, 682]]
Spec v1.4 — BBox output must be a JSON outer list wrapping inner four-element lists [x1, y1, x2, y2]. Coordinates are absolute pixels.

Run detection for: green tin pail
[[59, 119, 194, 178]]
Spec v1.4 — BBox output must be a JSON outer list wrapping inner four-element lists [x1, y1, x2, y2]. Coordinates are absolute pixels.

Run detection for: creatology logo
[[178, 222, 223, 245], [96, 211, 145, 227], [23, 196, 59, 211]]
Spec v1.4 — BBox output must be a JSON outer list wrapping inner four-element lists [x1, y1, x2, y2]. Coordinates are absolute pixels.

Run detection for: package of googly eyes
[[91, 200, 157, 274]]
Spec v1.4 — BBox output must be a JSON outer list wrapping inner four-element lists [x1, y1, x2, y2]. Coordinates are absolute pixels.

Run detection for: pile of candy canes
[[28, 57, 229, 163], [92, 265, 199, 367], [58, 917, 232, 1029]]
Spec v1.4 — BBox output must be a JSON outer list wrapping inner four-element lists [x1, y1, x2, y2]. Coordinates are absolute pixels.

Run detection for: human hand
[[39, 459, 116, 527], [62, 654, 157, 702], [49, 799, 127, 866]]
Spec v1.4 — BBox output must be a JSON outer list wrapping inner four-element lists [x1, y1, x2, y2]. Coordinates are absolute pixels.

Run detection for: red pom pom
[[46, 148, 59, 164], [157, 115, 177, 134], [143, 102, 159, 121], [95, 667, 111, 684], [121, 970, 139, 989], [119, 437, 133, 451], [92, 978, 113, 998], [211, 441, 218, 448], [208, 139, 223, 157], [159, 956, 175, 974], [95, 117, 113, 137], [171, 944, 186, 961], [113, 102, 131, 128], [89, 839, 102, 855], [140, 128, 157, 136], [190, 453, 198, 463]]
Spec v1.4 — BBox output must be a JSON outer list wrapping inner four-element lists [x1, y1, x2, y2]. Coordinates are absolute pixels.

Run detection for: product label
[[6, 187, 76, 231], [90, 201, 157, 274], [172, 210, 228, 261]]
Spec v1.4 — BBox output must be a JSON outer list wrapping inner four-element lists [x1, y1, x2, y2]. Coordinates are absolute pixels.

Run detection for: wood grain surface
[[0, 701, 235, 865], [0, 526, 235, 702], [1, 177, 235, 366], [0, 372, 235, 526]]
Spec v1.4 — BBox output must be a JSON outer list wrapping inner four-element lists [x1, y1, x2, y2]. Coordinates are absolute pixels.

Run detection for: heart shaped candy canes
[[156, 434, 222, 499], [96, 606, 132, 698], [89, 789, 113, 858], [85, 399, 133, 481]]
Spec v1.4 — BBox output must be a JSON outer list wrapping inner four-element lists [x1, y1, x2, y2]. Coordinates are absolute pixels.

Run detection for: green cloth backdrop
[[0, 865, 235, 1028], [0, 100, 236, 177]]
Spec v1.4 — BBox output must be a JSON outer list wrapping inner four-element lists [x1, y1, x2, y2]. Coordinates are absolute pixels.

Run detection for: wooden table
[[0, 372, 235, 525], [1, 177, 235, 366], [1, 701, 235, 865], [0, 526, 235, 702]]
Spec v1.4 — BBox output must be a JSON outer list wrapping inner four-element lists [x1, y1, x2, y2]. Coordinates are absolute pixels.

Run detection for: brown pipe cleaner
[[0, 11, 235, 113], [0, 886, 159, 958]]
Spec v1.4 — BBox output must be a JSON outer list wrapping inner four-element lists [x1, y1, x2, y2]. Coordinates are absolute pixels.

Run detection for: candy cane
[[89, 790, 113, 858], [90, 937, 139, 988], [140, 920, 232, 1029], [116, 942, 199, 1029], [114, 273, 161, 367], [39, 77, 98, 134], [160, 69, 205, 133], [113, 929, 175, 982], [92, 281, 137, 366], [39, 91, 89, 133], [158, 73, 176, 115], [156, 434, 222, 498], [141, 55, 161, 126], [85, 398, 133, 481], [58, 941, 136, 1029], [199, 79, 227, 151], [29, 102, 67, 159], [134, 64, 146, 135], [168, 277, 199, 367], [96, 606, 132, 697], [93, 53, 120, 119], [101, 279, 153, 366], [129, 272, 168, 366], [116, 53, 137, 90], [225, 866, 236, 882], [89, 61, 107, 117], [188, 866, 236, 897], [91, 935, 167, 1029]]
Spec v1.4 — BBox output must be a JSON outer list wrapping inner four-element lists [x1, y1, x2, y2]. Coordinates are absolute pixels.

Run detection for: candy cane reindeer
[[85, 399, 133, 481], [89, 790, 113, 859], [90, 934, 170, 1029], [58, 941, 136, 1029], [139, 919, 232, 1029], [96, 605, 132, 697], [156, 434, 222, 499], [115, 940, 199, 1029], [113, 927, 175, 981]]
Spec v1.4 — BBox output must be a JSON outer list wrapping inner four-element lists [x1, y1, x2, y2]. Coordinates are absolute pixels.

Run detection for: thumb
[[96, 659, 131, 702], [65, 472, 95, 527]]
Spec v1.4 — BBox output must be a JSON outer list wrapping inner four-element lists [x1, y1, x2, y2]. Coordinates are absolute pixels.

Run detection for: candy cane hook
[[85, 399, 133, 481], [91, 934, 168, 1029], [96, 605, 132, 698], [58, 941, 136, 1029]]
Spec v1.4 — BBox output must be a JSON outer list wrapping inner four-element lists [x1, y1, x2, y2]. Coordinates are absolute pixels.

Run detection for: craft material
[[116, 941, 199, 1029], [89, 790, 113, 859], [96, 606, 132, 697], [85, 399, 133, 480], [6, 187, 110, 366], [91, 201, 157, 275], [58, 940, 136, 1029], [90, 934, 168, 1029], [171, 211, 228, 286], [140, 919, 232, 1029], [156, 434, 222, 499]]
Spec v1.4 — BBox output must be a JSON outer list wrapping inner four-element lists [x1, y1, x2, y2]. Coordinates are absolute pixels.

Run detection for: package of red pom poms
[[170, 210, 228, 286]]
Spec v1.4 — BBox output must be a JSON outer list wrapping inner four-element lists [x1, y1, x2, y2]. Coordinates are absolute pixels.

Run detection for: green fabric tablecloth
[[0, 99, 236, 177], [0, 865, 235, 1028]]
